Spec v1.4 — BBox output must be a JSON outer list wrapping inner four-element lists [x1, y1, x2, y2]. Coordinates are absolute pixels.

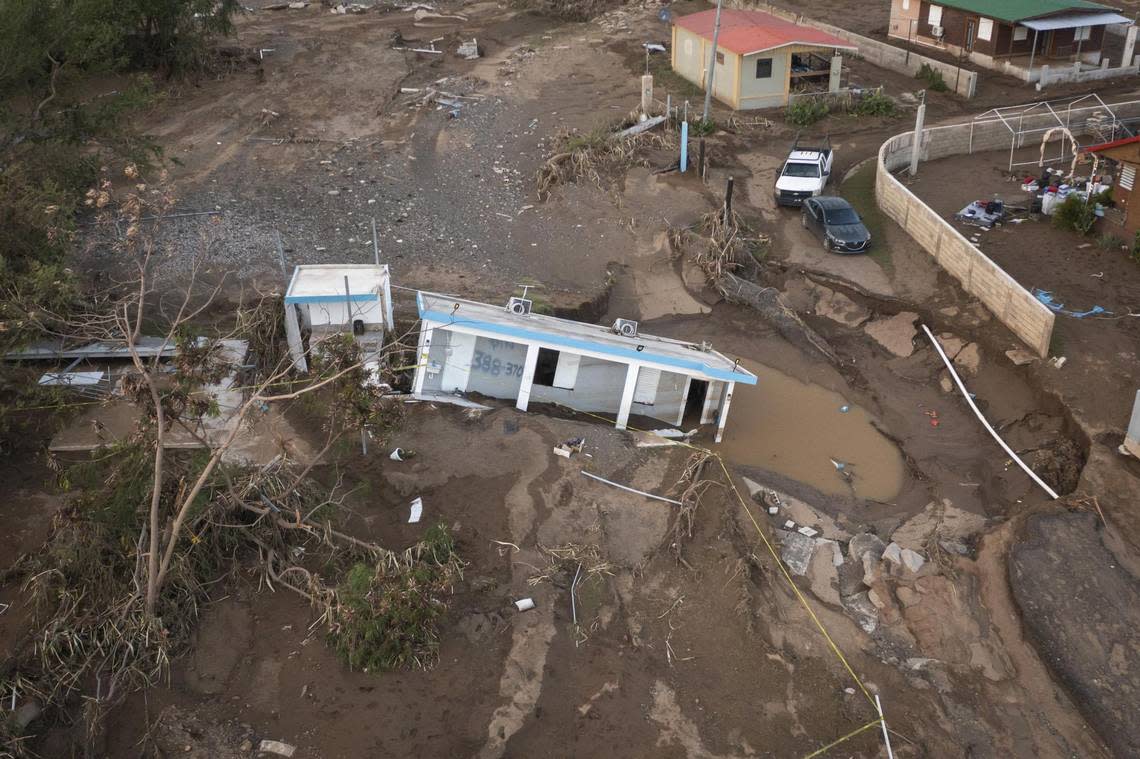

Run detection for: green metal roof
[[934, 0, 1117, 23]]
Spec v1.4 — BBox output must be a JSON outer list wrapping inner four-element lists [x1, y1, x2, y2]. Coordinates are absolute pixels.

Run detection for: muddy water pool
[[717, 360, 906, 502]]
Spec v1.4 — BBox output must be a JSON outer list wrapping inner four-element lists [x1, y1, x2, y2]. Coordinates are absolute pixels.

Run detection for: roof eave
[[740, 41, 857, 55]]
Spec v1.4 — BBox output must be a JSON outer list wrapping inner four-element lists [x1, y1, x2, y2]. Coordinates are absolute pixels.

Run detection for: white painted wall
[[303, 297, 383, 329]]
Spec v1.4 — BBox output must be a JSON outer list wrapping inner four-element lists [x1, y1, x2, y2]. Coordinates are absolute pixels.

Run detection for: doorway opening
[[683, 379, 709, 426]]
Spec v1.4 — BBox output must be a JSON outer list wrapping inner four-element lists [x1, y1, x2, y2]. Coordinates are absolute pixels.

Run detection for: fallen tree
[[670, 210, 839, 365]]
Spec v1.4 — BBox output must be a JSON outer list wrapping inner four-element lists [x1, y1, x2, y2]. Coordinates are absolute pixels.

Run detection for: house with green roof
[[887, 0, 1134, 82]]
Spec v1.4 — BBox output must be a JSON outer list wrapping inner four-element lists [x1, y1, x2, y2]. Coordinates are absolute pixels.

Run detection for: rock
[[807, 542, 841, 606], [900, 548, 926, 575], [939, 539, 970, 556], [938, 306, 959, 317], [13, 701, 41, 730], [938, 372, 954, 394], [868, 587, 888, 609], [953, 342, 981, 375], [937, 332, 966, 358], [815, 288, 871, 328], [892, 499, 987, 551], [881, 541, 903, 565], [862, 551, 883, 587], [896, 586, 921, 607], [848, 533, 885, 563], [864, 311, 918, 357], [1005, 348, 1037, 366], [843, 591, 878, 633], [837, 559, 865, 597], [778, 530, 816, 576]]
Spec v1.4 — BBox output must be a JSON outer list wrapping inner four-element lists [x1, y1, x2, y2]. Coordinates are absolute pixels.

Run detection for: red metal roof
[[673, 9, 857, 56], [1083, 135, 1140, 153]]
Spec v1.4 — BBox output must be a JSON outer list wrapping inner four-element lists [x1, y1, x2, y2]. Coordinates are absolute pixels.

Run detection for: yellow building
[[671, 9, 856, 110]]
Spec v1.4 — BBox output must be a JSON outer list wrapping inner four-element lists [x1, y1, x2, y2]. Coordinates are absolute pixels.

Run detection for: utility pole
[[909, 90, 926, 176], [701, 0, 725, 123]]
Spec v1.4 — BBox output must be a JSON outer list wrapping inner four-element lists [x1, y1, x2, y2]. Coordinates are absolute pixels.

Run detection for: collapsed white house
[[284, 264, 395, 372], [412, 292, 757, 441]]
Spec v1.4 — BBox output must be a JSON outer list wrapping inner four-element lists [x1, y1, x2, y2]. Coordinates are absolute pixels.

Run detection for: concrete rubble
[[863, 311, 918, 357], [814, 286, 871, 328]]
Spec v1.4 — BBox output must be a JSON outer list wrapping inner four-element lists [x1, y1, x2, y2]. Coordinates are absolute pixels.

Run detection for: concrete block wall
[[876, 129, 1056, 357], [728, 0, 978, 97]]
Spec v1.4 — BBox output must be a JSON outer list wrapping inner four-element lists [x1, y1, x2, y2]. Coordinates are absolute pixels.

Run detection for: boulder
[[847, 532, 886, 563], [881, 542, 903, 565], [843, 591, 879, 633], [892, 499, 987, 551], [938, 371, 954, 394], [898, 547, 925, 569], [862, 551, 883, 588], [837, 559, 866, 598], [778, 530, 816, 576], [807, 542, 841, 607], [896, 586, 921, 607]]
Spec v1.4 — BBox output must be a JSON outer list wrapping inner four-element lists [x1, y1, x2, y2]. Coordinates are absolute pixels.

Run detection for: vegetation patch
[[916, 63, 949, 92], [330, 525, 464, 672], [1052, 195, 1097, 236], [785, 98, 830, 127]]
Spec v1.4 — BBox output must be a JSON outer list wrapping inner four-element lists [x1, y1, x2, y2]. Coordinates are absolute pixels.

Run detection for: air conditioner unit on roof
[[612, 318, 639, 337], [506, 297, 532, 315]]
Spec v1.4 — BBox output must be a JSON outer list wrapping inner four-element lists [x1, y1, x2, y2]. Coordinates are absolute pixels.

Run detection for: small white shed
[[284, 264, 394, 372]]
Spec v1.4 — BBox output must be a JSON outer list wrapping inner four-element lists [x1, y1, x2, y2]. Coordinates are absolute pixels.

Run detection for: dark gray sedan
[[801, 196, 871, 254]]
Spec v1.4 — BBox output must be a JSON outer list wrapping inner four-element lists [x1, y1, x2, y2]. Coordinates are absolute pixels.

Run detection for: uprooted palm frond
[[669, 209, 770, 282], [665, 451, 718, 565], [527, 543, 613, 586], [535, 125, 678, 200]]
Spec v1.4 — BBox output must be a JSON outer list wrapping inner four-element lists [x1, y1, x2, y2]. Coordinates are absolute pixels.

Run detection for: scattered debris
[[777, 529, 816, 576], [612, 115, 666, 140], [514, 597, 536, 612], [553, 437, 585, 458], [389, 447, 415, 461], [1033, 289, 1110, 318], [258, 740, 297, 758], [642, 42, 667, 53], [1005, 348, 1037, 366], [408, 496, 423, 524], [457, 38, 480, 59]]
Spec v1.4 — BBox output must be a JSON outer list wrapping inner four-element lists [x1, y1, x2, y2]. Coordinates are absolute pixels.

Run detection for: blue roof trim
[[418, 306, 757, 385], [285, 293, 378, 304]]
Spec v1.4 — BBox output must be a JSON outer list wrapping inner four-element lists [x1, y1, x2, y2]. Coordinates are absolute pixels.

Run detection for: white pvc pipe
[[581, 471, 684, 505], [921, 324, 1059, 500], [875, 695, 895, 759]]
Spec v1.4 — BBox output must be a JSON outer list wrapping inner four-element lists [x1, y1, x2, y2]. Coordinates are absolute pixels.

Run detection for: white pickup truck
[[774, 134, 833, 207]]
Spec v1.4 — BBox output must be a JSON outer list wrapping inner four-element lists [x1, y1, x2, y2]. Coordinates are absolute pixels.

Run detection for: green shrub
[[1131, 231, 1140, 263], [786, 98, 830, 127], [690, 118, 716, 136], [1052, 195, 1097, 236], [916, 63, 949, 92], [330, 524, 463, 672], [853, 90, 897, 118]]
